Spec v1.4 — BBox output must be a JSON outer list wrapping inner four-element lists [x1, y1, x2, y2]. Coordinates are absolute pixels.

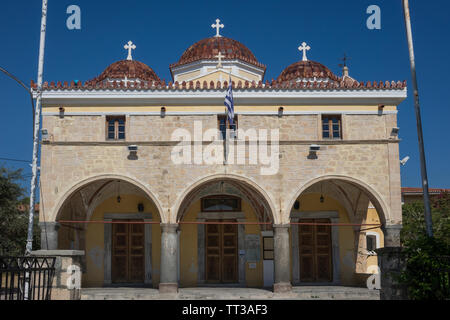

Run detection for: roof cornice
[[38, 87, 407, 107]]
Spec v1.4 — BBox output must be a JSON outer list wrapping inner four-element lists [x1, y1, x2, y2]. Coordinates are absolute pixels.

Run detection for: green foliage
[[0, 166, 40, 256], [398, 235, 450, 300], [399, 193, 450, 299], [401, 193, 450, 247]]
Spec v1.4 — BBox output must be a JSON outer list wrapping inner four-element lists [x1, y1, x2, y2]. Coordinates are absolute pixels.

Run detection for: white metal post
[[402, 0, 433, 237], [26, 0, 48, 255]]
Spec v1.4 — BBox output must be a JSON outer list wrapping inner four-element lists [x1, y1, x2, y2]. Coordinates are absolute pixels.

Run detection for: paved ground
[[81, 286, 380, 300]]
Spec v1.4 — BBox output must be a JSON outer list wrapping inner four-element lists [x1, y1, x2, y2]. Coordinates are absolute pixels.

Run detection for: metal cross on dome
[[215, 52, 225, 68], [211, 18, 224, 37], [298, 42, 311, 62], [124, 41, 136, 61]]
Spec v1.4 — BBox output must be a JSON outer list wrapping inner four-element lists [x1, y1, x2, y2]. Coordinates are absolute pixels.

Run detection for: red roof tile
[[277, 60, 340, 82], [170, 37, 266, 70], [402, 187, 450, 194], [89, 60, 160, 84], [33, 79, 407, 92]]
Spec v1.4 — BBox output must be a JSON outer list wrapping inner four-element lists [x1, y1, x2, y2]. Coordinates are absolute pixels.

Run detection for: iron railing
[[0, 256, 56, 300]]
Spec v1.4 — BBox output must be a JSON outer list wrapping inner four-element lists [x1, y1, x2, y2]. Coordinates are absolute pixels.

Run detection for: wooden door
[[299, 219, 332, 282], [206, 220, 238, 283], [112, 220, 145, 283]]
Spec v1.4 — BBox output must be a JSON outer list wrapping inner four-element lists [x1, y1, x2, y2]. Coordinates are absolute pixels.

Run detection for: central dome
[[171, 37, 265, 69], [91, 60, 160, 84]]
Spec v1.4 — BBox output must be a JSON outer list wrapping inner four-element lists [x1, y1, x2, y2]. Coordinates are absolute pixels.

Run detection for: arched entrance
[[288, 176, 388, 286], [53, 176, 163, 288], [175, 176, 276, 288]]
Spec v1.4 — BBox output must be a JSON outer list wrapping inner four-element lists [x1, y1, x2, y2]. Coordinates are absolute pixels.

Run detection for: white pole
[[402, 0, 433, 237], [26, 0, 48, 255]]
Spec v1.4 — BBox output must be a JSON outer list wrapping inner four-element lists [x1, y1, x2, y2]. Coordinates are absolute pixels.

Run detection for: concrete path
[[81, 286, 380, 300]]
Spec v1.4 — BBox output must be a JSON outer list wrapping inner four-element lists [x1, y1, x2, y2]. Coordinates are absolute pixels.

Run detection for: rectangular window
[[106, 116, 126, 140], [263, 237, 274, 260], [366, 235, 377, 252], [322, 115, 342, 139], [218, 114, 238, 140], [201, 196, 241, 212]]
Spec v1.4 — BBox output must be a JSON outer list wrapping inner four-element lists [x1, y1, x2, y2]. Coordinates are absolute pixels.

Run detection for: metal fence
[[0, 256, 56, 300]]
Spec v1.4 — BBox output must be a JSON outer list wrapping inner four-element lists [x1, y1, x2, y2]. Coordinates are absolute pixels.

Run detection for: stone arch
[[286, 175, 390, 226], [173, 173, 278, 224], [54, 174, 165, 223]]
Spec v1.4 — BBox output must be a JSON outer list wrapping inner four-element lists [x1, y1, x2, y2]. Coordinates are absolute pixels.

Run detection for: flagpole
[[402, 0, 433, 237], [224, 74, 233, 165], [26, 0, 48, 254]]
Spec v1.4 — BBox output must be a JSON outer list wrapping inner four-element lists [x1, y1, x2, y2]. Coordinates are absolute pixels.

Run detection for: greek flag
[[224, 78, 234, 127]]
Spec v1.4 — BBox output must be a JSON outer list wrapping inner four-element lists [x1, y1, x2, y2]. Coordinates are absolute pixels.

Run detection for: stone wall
[[31, 250, 85, 300]]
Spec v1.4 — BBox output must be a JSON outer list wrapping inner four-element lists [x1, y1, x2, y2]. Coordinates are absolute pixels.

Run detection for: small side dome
[[278, 42, 339, 83], [277, 60, 339, 83], [91, 60, 160, 84]]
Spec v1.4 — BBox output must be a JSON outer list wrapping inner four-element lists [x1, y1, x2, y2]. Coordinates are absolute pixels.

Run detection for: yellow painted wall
[[83, 194, 161, 288], [365, 207, 384, 273], [175, 70, 202, 82], [80, 194, 383, 287], [179, 198, 264, 288], [43, 105, 398, 114], [175, 69, 260, 84]]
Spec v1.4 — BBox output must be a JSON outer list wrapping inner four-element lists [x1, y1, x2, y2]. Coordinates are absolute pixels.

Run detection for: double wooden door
[[299, 219, 333, 282], [205, 220, 238, 283], [112, 220, 145, 283]]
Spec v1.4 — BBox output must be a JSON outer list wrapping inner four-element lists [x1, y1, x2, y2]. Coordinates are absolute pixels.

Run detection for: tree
[[399, 193, 450, 300], [401, 192, 450, 246], [0, 166, 40, 256]]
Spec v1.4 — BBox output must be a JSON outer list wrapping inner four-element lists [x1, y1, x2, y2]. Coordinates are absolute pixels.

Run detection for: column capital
[[160, 223, 179, 233], [384, 224, 403, 231], [39, 221, 60, 230], [39, 222, 60, 250], [273, 223, 290, 230], [383, 224, 403, 247]]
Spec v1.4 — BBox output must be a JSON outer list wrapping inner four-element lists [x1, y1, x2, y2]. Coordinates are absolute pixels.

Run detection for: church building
[[35, 19, 406, 293]]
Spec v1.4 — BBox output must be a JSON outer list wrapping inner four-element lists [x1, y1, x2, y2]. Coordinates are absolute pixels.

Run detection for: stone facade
[[40, 112, 402, 229], [31, 24, 409, 297]]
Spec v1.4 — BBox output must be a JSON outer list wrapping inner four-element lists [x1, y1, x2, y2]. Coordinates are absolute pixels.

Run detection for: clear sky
[[0, 0, 449, 195]]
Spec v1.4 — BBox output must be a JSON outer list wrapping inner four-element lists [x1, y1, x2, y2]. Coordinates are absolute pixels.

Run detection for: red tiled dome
[[91, 60, 160, 83], [171, 37, 265, 69], [277, 60, 339, 82]]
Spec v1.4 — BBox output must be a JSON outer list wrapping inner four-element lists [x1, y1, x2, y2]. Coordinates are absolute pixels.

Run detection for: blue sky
[[0, 0, 449, 194]]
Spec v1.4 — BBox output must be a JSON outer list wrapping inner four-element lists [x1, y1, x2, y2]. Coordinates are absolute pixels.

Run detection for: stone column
[[237, 218, 246, 285], [377, 224, 406, 299], [384, 224, 402, 247], [144, 219, 152, 286], [376, 247, 407, 300], [159, 223, 179, 294], [39, 222, 60, 250], [103, 219, 112, 285], [197, 218, 205, 284], [273, 224, 292, 293], [290, 219, 300, 285]]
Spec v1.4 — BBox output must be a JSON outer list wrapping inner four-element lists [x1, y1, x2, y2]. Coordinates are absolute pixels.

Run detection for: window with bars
[[322, 115, 342, 139], [218, 114, 238, 140], [106, 116, 126, 140]]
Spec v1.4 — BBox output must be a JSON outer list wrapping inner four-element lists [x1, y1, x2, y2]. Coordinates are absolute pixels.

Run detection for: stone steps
[[81, 287, 380, 300]]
